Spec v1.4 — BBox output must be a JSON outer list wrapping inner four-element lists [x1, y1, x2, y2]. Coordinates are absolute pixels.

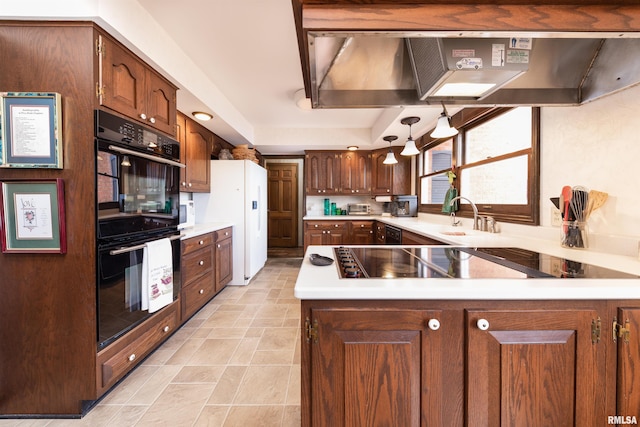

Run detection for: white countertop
[[295, 245, 640, 300], [297, 216, 640, 300], [180, 221, 234, 239]]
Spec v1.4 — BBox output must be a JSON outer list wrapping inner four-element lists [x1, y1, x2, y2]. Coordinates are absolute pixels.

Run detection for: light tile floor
[[1, 257, 303, 427]]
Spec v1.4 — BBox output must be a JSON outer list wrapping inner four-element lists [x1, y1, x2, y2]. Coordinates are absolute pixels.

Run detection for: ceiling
[[136, 0, 447, 155]]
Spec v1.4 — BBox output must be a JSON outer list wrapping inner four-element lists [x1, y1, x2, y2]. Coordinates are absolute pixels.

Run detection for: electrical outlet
[[551, 207, 563, 227]]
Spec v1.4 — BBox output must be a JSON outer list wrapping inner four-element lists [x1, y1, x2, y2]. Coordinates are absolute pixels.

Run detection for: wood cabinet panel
[[307, 308, 444, 426], [97, 302, 178, 393], [305, 151, 341, 194], [371, 147, 411, 196], [182, 233, 214, 256], [183, 117, 212, 192], [181, 273, 216, 320], [616, 307, 640, 415], [401, 229, 444, 245], [341, 151, 370, 194], [304, 220, 348, 251], [375, 221, 386, 244], [214, 227, 233, 292], [466, 308, 605, 426], [98, 34, 176, 136], [349, 220, 374, 245]]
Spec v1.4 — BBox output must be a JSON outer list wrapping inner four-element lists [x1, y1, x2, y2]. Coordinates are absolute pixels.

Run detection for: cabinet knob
[[217, 244, 221, 248], [181, 181, 187, 187], [128, 354, 136, 362], [327, 231, 331, 234], [428, 319, 440, 331], [224, 232, 229, 236], [188, 183, 192, 187], [314, 224, 318, 228], [139, 113, 147, 120], [199, 260, 204, 266], [386, 189, 390, 193], [149, 117, 156, 124], [199, 289, 204, 294], [199, 240, 204, 245], [477, 319, 490, 331], [335, 224, 339, 228], [360, 224, 364, 228], [163, 326, 170, 333], [322, 231, 326, 234]]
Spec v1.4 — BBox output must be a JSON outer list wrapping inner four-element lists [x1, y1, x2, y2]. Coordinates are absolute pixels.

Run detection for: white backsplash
[[306, 195, 386, 216]]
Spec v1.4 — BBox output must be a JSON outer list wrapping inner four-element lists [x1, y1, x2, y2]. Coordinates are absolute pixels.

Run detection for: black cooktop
[[333, 246, 639, 279]]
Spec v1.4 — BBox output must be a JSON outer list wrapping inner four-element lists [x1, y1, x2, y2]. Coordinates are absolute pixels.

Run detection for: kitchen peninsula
[[296, 234, 640, 426]]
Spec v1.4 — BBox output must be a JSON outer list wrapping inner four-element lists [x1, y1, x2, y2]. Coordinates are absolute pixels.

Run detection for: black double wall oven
[[95, 110, 184, 350]]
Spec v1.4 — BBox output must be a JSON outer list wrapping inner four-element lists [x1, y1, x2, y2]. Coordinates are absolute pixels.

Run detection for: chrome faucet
[[449, 196, 480, 230]]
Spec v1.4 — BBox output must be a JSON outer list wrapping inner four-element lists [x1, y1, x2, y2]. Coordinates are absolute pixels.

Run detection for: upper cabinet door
[[305, 151, 341, 195], [99, 35, 146, 120], [341, 151, 370, 194], [98, 34, 177, 136]]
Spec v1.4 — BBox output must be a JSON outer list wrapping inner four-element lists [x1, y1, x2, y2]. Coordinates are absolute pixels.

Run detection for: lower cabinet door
[[307, 308, 444, 426], [466, 309, 605, 427], [617, 307, 640, 415]]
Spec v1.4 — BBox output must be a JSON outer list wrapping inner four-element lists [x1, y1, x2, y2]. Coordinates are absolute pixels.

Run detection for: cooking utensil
[[571, 186, 589, 222], [585, 190, 609, 219], [561, 186, 572, 233], [549, 197, 560, 210]]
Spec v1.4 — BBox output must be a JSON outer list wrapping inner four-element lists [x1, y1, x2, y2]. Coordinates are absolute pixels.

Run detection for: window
[[418, 107, 540, 225]]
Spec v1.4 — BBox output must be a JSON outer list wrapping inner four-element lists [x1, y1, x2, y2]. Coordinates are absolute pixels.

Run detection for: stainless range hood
[[307, 33, 640, 108]]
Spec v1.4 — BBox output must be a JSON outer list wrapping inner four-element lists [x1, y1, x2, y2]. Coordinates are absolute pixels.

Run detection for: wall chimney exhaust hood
[[306, 32, 640, 109]]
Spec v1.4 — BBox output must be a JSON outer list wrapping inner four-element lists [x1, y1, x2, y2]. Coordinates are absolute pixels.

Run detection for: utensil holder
[[561, 221, 588, 249]]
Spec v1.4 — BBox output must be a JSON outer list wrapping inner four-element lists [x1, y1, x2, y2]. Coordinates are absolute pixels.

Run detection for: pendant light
[[382, 135, 398, 165], [430, 103, 459, 139], [400, 116, 420, 156]]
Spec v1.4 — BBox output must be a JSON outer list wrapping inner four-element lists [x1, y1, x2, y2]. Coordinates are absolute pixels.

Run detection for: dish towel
[[141, 238, 174, 313], [442, 187, 459, 213]]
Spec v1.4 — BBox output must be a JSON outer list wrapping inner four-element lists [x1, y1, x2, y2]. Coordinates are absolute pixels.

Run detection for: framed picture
[[0, 92, 63, 168], [0, 179, 66, 254]]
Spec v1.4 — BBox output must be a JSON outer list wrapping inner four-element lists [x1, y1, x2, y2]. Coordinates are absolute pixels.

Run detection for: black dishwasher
[[385, 225, 402, 245]]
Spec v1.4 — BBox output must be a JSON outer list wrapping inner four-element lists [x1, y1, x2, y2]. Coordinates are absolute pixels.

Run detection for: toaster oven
[[347, 203, 371, 215]]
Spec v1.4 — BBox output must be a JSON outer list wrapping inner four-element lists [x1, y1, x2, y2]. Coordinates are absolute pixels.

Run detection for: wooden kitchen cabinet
[[348, 220, 374, 244], [375, 221, 386, 244], [371, 147, 411, 196], [97, 34, 177, 136], [402, 229, 445, 245], [181, 113, 212, 192], [303, 304, 451, 426], [97, 301, 179, 395], [616, 307, 640, 415], [340, 151, 370, 194], [304, 220, 347, 251], [466, 308, 606, 426], [214, 227, 233, 293], [181, 233, 215, 320], [305, 151, 341, 195]]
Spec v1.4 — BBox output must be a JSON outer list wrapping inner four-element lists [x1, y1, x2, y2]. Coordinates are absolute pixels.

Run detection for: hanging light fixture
[[430, 103, 459, 139], [382, 135, 398, 165], [121, 156, 131, 167], [400, 116, 420, 156]]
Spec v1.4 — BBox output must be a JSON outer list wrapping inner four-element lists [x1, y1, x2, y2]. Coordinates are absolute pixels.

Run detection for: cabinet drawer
[[98, 302, 178, 390], [182, 233, 214, 256], [305, 221, 346, 231], [214, 227, 232, 242], [182, 246, 214, 284], [182, 273, 216, 320], [351, 221, 373, 231]]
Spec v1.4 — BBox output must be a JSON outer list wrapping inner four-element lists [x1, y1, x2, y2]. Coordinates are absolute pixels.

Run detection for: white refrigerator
[[193, 160, 267, 285]]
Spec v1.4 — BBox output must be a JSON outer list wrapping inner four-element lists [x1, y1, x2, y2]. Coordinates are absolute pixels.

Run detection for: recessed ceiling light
[[347, 146, 358, 151], [192, 111, 213, 121]]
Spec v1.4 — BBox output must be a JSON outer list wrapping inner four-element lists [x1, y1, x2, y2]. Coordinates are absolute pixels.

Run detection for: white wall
[[540, 84, 640, 239]]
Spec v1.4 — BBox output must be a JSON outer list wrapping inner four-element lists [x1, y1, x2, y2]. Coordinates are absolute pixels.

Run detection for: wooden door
[[617, 307, 640, 415], [466, 309, 605, 426], [307, 308, 443, 426], [99, 35, 146, 121], [184, 118, 212, 192], [267, 163, 298, 248]]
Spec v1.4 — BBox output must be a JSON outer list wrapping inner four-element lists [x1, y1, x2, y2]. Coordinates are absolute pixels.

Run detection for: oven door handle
[[109, 234, 184, 255], [107, 145, 186, 168]]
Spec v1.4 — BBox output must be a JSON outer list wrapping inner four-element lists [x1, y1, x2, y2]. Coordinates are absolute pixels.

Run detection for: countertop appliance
[[193, 160, 267, 285], [179, 200, 195, 229], [95, 109, 183, 350], [385, 224, 402, 245], [391, 195, 418, 217], [333, 246, 640, 279], [347, 203, 371, 215]]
